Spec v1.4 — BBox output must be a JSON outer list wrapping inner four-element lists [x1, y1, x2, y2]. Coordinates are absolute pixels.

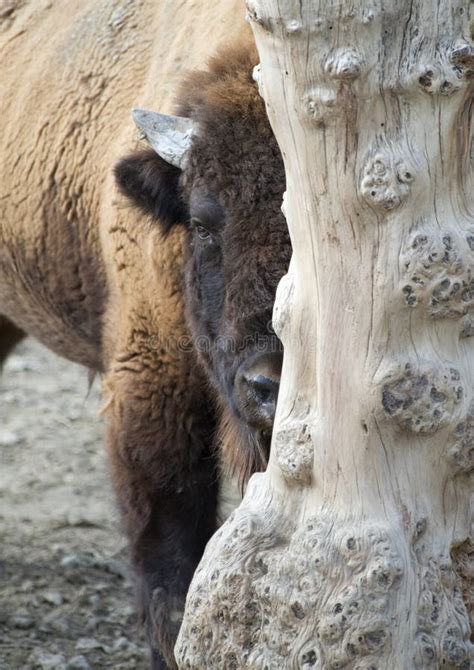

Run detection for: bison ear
[[114, 149, 188, 233], [114, 110, 197, 233]]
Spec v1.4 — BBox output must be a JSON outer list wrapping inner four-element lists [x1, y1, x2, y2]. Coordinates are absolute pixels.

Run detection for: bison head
[[115, 42, 291, 482]]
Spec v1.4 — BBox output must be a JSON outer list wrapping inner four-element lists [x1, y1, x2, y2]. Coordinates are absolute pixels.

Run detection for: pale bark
[[176, 1, 473, 668]]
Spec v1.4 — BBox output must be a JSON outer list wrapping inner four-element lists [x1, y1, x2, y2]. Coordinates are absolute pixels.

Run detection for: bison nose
[[235, 354, 282, 432]]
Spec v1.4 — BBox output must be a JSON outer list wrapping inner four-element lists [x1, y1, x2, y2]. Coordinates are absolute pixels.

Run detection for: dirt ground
[[0, 339, 148, 669]]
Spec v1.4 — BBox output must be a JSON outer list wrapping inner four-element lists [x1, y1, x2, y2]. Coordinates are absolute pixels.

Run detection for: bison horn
[[132, 108, 196, 169]]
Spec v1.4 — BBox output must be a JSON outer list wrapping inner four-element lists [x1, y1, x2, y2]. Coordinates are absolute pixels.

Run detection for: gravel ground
[[0, 339, 148, 669]]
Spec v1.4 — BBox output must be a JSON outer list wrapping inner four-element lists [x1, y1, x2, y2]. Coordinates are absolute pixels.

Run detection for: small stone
[[20, 579, 34, 592], [38, 622, 54, 635], [65, 511, 101, 528], [46, 615, 72, 636], [75, 637, 104, 652], [113, 636, 132, 651], [120, 604, 137, 619], [85, 615, 108, 634], [66, 656, 91, 670], [11, 612, 34, 629], [42, 591, 64, 606], [0, 430, 22, 446], [87, 597, 101, 611], [2, 391, 19, 403], [5, 357, 40, 372], [60, 554, 83, 569], [30, 650, 66, 670]]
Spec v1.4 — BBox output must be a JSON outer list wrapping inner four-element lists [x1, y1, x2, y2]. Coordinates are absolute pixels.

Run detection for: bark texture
[[176, 1, 473, 668]]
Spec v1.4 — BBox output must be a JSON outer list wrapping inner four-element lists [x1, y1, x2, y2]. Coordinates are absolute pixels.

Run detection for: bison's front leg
[[104, 363, 218, 669]]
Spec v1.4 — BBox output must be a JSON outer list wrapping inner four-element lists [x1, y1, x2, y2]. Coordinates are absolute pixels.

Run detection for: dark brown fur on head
[[115, 33, 291, 487], [176, 36, 282, 209], [177, 36, 262, 122], [177, 38, 289, 484]]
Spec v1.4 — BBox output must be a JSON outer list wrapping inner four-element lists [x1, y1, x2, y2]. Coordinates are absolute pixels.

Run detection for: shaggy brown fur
[[178, 40, 261, 118], [117, 35, 290, 491]]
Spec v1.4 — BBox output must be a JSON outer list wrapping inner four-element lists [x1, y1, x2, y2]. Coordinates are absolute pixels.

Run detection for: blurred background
[[0, 340, 147, 669]]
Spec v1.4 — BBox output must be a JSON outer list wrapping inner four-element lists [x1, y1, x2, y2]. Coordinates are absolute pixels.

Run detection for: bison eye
[[196, 225, 211, 241], [190, 217, 213, 242]]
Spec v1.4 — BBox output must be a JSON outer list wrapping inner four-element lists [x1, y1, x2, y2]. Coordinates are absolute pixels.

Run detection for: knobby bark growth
[[177, 1, 473, 667]]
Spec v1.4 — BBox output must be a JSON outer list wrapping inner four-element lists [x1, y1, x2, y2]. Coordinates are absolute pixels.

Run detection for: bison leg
[[105, 367, 218, 669], [0, 315, 25, 367]]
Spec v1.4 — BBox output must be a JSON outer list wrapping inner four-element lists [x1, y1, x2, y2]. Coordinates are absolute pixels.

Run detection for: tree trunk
[[176, 1, 473, 668]]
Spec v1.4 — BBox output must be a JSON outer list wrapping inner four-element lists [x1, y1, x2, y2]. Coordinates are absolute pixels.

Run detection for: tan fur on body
[[0, 0, 245, 370], [0, 2, 248, 667]]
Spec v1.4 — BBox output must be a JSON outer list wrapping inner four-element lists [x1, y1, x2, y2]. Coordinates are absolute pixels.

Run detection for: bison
[[0, 1, 290, 667]]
